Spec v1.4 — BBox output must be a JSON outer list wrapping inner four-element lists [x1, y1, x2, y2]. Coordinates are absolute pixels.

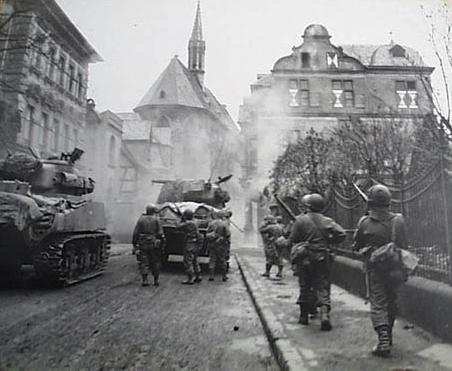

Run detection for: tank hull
[[158, 202, 215, 264], [0, 190, 110, 286]]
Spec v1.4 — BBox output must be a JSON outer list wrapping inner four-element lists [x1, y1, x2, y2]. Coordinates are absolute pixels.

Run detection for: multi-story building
[[239, 24, 434, 234], [0, 0, 101, 159]]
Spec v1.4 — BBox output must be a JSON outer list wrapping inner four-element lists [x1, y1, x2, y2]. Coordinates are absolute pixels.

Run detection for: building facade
[[0, 0, 101, 159], [239, 24, 434, 235]]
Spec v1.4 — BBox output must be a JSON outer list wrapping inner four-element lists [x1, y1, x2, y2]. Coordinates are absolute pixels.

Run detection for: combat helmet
[[182, 209, 194, 220], [305, 193, 325, 212], [145, 203, 158, 215], [367, 184, 391, 207]]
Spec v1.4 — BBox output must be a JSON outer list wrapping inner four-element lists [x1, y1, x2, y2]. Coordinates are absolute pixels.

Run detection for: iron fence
[[326, 158, 452, 285]]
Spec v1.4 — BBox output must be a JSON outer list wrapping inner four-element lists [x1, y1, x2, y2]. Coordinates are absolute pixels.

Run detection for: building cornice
[[35, 0, 102, 63], [271, 66, 434, 75]]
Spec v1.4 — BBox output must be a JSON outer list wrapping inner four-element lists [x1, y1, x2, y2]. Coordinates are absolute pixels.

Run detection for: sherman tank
[[154, 175, 232, 209], [157, 201, 220, 264], [153, 175, 232, 264], [0, 149, 110, 285]]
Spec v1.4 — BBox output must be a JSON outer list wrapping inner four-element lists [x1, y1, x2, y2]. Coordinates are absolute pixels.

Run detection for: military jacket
[[354, 210, 408, 251], [289, 212, 345, 247], [132, 214, 164, 246], [207, 219, 231, 244]]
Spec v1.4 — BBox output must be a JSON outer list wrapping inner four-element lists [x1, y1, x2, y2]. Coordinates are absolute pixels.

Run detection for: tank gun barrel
[[152, 179, 174, 184], [215, 174, 233, 185]]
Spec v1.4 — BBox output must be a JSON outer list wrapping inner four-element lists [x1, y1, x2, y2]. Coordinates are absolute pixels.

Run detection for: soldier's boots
[[208, 268, 215, 281], [298, 305, 309, 325], [261, 264, 271, 277], [194, 273, 202, 283], [320, 305, 332, 331], [372, 325, 391, 357], [141, 274, 150, 287], [276, 265, 283, 278], [182, 273, 194, 285], [153, 275, 160, 287]]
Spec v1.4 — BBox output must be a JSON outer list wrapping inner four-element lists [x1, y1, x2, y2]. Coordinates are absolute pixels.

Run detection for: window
[[332, 80, 354, 108], [47, 47, 56, 80], [77, 73, 83, 99], [53, 119, 59, 151], [288, 79, 310, 107], [390, 45, 406, 58], [25, 105, 35, 143], [395, 80, 417, 108], [301, 52, 310, 68], [42, 113, 49, 149], [64, 124, 70, 151], [68, 64, 75, 93], [58, 56, 66, 86]]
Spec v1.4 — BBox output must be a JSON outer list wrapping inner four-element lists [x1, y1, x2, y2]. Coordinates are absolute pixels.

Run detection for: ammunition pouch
[[291, 242, 332, 267]]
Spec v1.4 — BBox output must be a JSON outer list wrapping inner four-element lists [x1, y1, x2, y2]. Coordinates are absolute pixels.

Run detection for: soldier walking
[[177, 209, 203, 285], [289, 193, 345, 331], [206, 210, 230, 282], [353, 185, 409, 357], [132, 204, 165, 287], [259, 215, 285, 278]]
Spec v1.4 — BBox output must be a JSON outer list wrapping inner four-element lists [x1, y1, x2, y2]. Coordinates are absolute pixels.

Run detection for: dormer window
[[390, 45, 406, 58], [301, 52, 311, 68]]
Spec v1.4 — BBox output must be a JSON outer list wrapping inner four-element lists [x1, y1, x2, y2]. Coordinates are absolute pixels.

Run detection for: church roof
[[134, 56, 238, 132], [135, 56, 206, 110]]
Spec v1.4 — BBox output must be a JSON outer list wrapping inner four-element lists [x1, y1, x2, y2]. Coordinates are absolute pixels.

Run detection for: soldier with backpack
[[354, 184, 409, 357], [289, 193, 346, 330], [132, 204, 165, 287]]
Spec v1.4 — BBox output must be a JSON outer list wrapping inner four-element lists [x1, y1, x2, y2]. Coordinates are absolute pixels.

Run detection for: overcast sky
[[56, 0, 448, 122]]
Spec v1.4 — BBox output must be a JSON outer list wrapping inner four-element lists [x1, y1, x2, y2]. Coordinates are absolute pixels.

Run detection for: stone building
[[239, 24, 434, 235], [0, 0, 101, 159], [119, 1, 242, 231]]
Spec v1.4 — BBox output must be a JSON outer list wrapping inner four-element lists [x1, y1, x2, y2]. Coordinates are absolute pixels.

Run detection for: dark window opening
[[390, 45, 406, 58], [160, 90, 166, 99], [58, 56, 66, 86], [77, 73, 83, 99], [301, 52, 310, 68], [407, 81, 416, 91], [68, 64, 75, 93]]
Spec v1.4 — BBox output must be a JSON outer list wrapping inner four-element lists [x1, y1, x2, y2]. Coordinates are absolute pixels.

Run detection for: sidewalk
[[235, 246, 452, 371]]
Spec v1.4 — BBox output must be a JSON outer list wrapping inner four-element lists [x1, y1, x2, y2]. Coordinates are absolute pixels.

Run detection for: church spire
[[188, 0, 205, 86], [191, 0, 203, 41]]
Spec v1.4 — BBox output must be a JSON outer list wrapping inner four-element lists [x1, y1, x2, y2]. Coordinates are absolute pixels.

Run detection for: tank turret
[[0, 149, 110, 286], [154, 175, 232, 209]]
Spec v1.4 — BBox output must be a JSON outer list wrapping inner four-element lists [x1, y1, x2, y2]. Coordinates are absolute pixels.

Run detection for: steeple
[[188, 0, 205, 86]]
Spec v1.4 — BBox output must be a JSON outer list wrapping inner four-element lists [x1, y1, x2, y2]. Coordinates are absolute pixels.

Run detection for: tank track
[[32, 232, 111, 286]]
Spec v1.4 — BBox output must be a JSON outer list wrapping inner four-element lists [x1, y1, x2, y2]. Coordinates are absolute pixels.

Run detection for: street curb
[[235, 253, 307, 371]]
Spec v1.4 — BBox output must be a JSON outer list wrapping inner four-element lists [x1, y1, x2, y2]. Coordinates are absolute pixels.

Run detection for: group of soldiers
[[132, 204, 231, 287], [259, 185, 408, 358]]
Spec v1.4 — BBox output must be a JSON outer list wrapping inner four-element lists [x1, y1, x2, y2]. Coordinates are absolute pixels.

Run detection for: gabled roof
[[135, 56, 206, 110]]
